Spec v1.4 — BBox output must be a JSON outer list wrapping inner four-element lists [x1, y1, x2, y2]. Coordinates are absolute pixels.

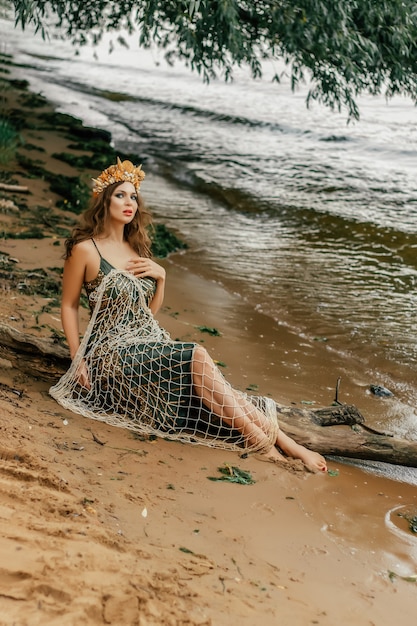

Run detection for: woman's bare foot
[[275, 430, 327, 473], [293, 447, 327, 473]]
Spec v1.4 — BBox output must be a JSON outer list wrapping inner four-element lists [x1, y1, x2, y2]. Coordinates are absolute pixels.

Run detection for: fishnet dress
[[50, 255, 279, 451]]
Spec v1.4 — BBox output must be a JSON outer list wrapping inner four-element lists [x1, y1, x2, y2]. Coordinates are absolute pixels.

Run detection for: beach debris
[[214, 359, 227, 367], [178, 550, 215, 576], [0, 198, 19, 212], [0, 182, 29, 193], [370, 384, 394, 397], [388, 571, 417, 583], [397, 510, 417, 534], [231, 557, 243, 578], [327, 469, 339, 477], [141, 506, 148, 518], [195, 325, 222, 336], [250, 580, 267, 591], [246, 383, 259, 392], [314, 403, 392, 436], [207, 463, 256, 485], [334, 376, 342, 403], [91, 430, 106, 445], [178, 546, 213, 565]]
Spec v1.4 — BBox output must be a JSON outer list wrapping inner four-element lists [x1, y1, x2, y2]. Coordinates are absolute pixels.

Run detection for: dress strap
[[91, 238, 102, 258]]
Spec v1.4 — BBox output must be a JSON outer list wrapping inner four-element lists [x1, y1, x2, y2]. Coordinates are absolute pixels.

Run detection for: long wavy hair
[[64, 181, 153, 259]]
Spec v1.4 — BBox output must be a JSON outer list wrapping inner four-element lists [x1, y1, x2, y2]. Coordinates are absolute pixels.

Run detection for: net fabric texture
[[50, 259, 279, 452]]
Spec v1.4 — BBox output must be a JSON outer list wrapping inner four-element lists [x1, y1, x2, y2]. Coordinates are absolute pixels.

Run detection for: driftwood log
[[0, 323, 70, 380], [1, 322, 417, 468], [275, 404, 417, 468]]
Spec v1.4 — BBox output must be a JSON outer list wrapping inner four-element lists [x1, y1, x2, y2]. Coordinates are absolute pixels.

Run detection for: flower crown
[[92, 157, 146, 195]]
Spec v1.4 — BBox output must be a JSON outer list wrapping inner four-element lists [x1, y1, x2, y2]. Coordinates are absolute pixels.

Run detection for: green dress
[[50, 253, 279, 451]]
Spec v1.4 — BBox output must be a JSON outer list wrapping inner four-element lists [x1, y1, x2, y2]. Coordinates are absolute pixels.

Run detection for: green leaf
[[196, 325, 222, 336], [388, 570, 417, 583], [207, 463, 255, 485], [327, 469, 339, 477]]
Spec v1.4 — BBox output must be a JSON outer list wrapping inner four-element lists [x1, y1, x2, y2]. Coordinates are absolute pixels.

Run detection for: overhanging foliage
[[11, 1, 417, 119]]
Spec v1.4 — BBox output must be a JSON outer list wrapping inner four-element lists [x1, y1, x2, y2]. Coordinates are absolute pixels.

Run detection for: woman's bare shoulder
[[70, 239, 96, 259], [64, 238, 98, 283]]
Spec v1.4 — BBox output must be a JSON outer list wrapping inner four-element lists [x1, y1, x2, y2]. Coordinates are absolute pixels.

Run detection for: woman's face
[[108, 181, 138, 225]]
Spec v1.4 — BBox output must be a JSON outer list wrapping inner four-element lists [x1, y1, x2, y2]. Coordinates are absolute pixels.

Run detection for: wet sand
[[0, 76, 416, 625]]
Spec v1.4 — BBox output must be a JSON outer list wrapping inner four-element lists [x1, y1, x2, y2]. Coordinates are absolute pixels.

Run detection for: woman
[[50, 158, 327, 473]]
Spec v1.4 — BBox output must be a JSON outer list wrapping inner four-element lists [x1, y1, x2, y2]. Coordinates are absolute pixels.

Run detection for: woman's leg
[[191, 346, 283, 458], [191, 346, 327, 471], [234, 392, 327, 472]]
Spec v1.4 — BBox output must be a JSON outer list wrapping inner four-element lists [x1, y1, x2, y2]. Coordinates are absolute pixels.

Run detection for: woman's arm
[[126, 257, 166, 314], [149, 272, 166, 315], [61, 244, 88, 359]]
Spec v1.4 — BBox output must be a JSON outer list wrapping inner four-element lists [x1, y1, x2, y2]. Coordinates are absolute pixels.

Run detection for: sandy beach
[[1, 71, 417, 625]]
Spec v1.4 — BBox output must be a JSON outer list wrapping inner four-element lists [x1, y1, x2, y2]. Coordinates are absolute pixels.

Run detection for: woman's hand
[[126, 257, 166, 283], [76, 359, 91, 390], [127, 257, 166, 314]]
